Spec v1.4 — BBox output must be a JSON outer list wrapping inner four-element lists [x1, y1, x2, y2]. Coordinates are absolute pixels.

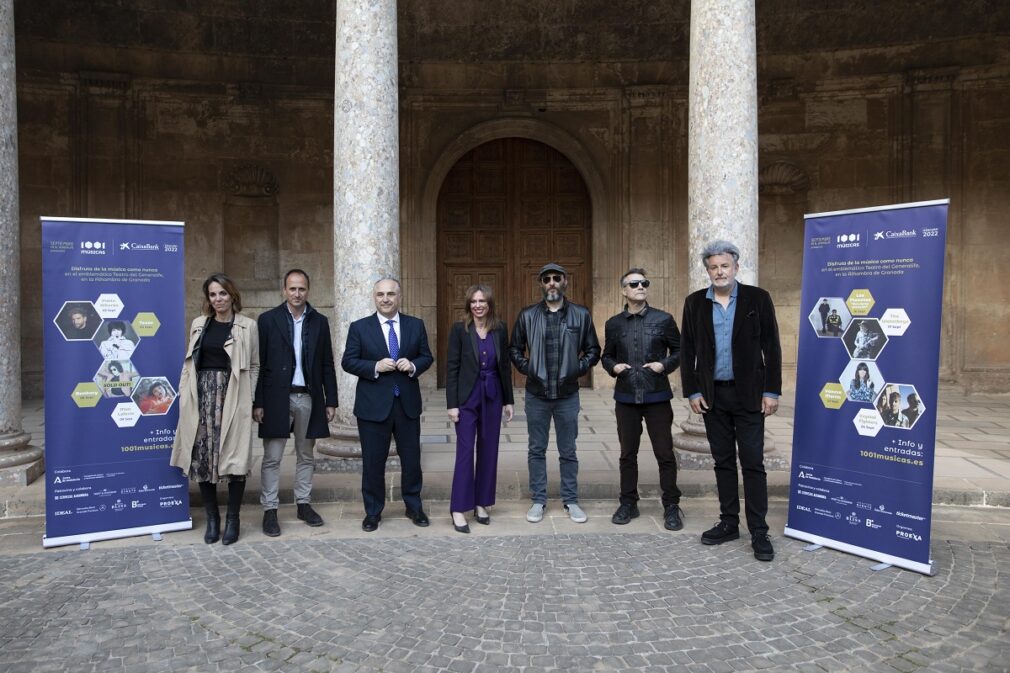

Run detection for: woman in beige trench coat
[[171, 273, 259, 545]]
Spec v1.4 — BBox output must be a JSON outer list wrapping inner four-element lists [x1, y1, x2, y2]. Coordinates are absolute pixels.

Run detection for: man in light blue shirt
[[680, 241, 782, 562]]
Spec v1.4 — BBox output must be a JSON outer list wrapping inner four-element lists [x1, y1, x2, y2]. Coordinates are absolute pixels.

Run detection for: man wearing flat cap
[[509, 263, 601, 524]]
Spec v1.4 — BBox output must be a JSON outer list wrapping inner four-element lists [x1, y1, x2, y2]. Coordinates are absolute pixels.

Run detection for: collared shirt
[[544, 305, 563, 399], [289, 305, 306, 387], [688, 282, 778, 401], [375, 312, 415, 379], [377, 312, 401, 351], [707, 282, 738, 382]]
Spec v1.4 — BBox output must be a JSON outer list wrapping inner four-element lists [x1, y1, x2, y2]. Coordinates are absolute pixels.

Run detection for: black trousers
[[615, 400, 681, 507], [702, 385, 769, 536], [358, 397, 423, 516]]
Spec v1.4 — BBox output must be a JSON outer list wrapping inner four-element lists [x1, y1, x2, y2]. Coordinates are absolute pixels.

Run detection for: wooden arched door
[[436, 138, 593, 388]]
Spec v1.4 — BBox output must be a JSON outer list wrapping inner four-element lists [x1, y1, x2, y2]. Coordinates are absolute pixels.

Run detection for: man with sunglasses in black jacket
[[601, 268, 685, 531]]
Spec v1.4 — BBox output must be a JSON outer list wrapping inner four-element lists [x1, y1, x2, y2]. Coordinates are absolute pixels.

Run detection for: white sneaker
[[565, 503, 588, 523], [526, 503, 545, 523]]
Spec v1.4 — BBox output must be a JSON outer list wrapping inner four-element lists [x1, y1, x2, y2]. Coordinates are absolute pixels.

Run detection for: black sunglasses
[[625, 279, 650, 289], [540, 274, 565, 284]]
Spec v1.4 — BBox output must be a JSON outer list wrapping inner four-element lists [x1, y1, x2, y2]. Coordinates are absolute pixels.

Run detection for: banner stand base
[[804, 544, 823, 552], [870, 562, 892, 572], [44, 519, 192, 549], [785, 526, 935, 576]]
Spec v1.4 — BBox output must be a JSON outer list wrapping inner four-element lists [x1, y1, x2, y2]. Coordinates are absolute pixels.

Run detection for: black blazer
[[253, 303, 339, 439], [445, 321, 515, 409], [341, 312, 434, 422], [680, 283, 782, 413]]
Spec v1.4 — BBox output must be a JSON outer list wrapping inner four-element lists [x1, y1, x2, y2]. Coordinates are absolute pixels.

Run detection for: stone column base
[[0, 433, 45, 486], [316, 423, 398, 459], [672, 409, 777, 454]]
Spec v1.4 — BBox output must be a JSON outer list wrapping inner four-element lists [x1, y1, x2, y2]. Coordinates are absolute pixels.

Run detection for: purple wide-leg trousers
[[450, 370, 502, 512]]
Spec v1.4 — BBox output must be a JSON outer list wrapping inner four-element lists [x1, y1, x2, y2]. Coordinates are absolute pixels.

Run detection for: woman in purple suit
[[446, 285, 514, 533]]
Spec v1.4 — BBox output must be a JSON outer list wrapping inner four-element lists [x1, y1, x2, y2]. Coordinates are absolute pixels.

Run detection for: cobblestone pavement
[[1, 503, 1008, 673]]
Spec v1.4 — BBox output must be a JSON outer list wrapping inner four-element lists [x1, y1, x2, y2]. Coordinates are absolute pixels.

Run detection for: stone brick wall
[[12, 0, 1010, 392]]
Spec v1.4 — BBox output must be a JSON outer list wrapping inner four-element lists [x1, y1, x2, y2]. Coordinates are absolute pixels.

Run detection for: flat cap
[[537, 262, 567, 277]]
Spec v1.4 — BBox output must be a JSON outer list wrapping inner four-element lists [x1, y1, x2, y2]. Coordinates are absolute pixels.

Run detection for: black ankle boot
[[198, 481, 220, 544], [221, 478, 245, 546]]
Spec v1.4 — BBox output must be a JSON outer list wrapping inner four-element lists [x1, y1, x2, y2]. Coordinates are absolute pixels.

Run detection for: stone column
[[675, 0, 774, 456], [687, 0, 758, 287], [320, 0, 399, 457], [0, 0, 44, 485]]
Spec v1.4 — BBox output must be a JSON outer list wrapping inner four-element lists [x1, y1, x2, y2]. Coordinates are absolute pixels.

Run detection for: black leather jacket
[[602, 304, 681, 404], [509, 299, 601, 398]]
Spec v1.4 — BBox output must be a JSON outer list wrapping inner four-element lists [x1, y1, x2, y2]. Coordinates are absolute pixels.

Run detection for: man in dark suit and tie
[[342, 277, 434, 532], [680, 241, 782, 562], [254, 269, 339, 537]]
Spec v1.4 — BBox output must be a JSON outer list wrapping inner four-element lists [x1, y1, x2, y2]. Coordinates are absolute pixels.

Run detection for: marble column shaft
[[688, 0, 759, 290], [332, 0, 400, 429], [0, 0, 27, 447]]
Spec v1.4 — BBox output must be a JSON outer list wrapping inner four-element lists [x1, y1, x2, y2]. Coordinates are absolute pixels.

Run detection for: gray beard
[[542, 288, 563, 302]]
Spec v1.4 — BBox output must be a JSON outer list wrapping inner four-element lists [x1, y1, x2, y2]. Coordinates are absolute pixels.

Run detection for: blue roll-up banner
[[785, 200, 948, 575], [42, 217, 190, 548]]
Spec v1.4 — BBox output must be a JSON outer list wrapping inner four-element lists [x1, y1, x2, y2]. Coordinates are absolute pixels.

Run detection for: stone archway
[[406, 118, 617, 389], [435, 137, 593, 388]]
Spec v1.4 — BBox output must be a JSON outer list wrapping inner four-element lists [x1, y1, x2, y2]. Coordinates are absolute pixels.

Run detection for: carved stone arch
[[419, 119, 609, 228], [759, 161, 810, 195], [406, 118, 615, 388], [227, 164, 280, 197]]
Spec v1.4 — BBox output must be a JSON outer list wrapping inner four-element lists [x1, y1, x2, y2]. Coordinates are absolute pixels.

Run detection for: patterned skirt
[[189, 369, 231, 483]]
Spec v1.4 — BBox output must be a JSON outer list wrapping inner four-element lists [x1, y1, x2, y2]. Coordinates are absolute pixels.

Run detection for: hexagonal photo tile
[[818, 382, 846, 409], [846, 288, 875, 316], [852, 408, 883, 437], [875, 383, 925, 430], [54, 301, 103, 341], [880, 307, 911, 336], [131, 376, 177, 416], [70, 382, 102, 408], [94, 293, 125, 319], [111, 402, 142, 428], [842, 317, 888, 361], [132, 312, 161, 337], [839, 360, 884, 404], [808, 297, 852, 338], [92, 318, 141, 361], [93, 359, 140, 400]]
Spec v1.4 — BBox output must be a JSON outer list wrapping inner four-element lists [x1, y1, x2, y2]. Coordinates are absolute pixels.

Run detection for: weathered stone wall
[[16, 72, 335, 391], [12, 0, 1010, 393]]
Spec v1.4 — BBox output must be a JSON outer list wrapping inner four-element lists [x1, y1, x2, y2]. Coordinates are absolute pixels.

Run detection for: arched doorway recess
[[436, 138, 593, 388]]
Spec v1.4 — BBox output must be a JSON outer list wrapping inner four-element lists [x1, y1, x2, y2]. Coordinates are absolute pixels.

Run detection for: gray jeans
[[525, 390, 580, 505], [260, 392, 316, 509]]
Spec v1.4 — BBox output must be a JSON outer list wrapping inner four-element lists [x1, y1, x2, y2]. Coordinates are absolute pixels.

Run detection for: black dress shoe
[[701, 521, 740, 545], [362, 514, 381, 532], [262, 509, 281, 537], [474, 509, 490, 525], [752, 533, 775, 562], [454, 522, 471, 534], [297, 503, 324, 527], [405, 508, 430, 527], [663, 504, 684, 531]]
